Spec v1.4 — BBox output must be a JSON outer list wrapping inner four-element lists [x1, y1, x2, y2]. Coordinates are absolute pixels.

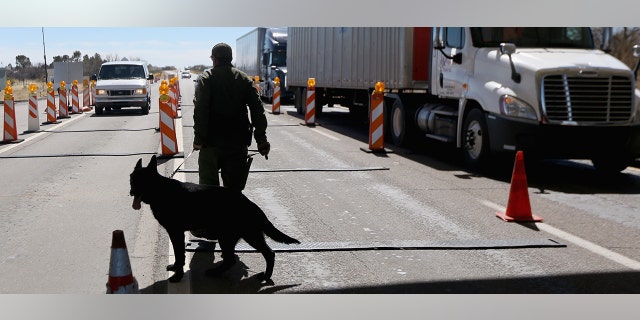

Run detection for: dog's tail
[[264, 222, 300, 244]]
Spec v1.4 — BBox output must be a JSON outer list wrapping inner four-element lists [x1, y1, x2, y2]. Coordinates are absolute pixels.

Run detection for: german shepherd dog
[[130, 155, 300, 282]]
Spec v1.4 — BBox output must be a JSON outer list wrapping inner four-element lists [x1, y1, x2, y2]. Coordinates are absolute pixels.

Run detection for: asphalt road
[[1, 77, 640, 296]]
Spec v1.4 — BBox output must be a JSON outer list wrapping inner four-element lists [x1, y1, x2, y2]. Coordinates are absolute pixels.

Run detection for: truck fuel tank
[[416, 103, 458, 141]]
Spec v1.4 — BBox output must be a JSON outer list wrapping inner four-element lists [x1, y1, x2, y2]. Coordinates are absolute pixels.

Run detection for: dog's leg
[[166, 230, 185, 282], [244, 234, 276, 281], [205, 236, 239, 277]]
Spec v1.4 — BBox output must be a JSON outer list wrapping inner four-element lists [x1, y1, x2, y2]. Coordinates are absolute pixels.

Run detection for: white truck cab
[[91, 61, 153, 115], [425, 27, 640, 172]]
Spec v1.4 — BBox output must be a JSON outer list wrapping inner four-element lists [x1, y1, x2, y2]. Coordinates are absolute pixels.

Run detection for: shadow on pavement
[[140, 260, 640, 294], [139, 249, 301, 294]]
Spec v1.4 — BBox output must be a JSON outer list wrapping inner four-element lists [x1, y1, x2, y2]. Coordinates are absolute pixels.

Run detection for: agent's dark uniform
[[193, 42, 270, 191]]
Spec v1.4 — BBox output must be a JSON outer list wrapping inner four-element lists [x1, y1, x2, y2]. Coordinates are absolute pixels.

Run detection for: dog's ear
[[135, 158, 142, 169], [149, 155, 157, 169]]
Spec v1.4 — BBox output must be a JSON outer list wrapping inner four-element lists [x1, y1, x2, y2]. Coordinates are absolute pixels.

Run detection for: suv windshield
[[99, 64, 146, 80], [470, 27, 594, 49]]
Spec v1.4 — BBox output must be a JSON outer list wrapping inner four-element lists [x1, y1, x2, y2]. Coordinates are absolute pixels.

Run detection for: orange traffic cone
[[496, 151, 543, 222], [106, 230, 139, 294]]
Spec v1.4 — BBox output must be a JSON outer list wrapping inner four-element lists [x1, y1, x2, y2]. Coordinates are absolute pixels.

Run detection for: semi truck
[[287, 27, 640, 172], [235, 27, 293, 102]]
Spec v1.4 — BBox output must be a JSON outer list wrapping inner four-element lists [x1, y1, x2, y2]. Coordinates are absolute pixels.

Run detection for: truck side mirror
[[433, 27, 462, 64], [90, 74, 97, 81], [433, 27, 445, 50], [148, 74, 154, 81], [500, 43, 521, 83]]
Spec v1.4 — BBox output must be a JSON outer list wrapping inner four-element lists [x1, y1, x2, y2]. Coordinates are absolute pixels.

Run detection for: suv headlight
[[135, 88, 147, 95], [96, 89, 107, 95], [499, 95, 537, 120]]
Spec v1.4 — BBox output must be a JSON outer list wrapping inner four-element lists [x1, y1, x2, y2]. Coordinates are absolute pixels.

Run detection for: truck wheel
[[591, 155, 630, 173], [390, 99, 409, 146], [462, 108, 490, 169]]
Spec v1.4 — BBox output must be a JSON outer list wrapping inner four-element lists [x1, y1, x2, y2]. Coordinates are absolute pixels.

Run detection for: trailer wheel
[[462, 108, 490, 169], [294, 87, 304, 115]]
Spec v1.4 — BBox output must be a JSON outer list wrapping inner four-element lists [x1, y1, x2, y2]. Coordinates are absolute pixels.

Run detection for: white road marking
[[0, 112, 88, 154], [166, 110, 192, 294], [309, 127, 340, 140], [478, 199, 640, 270]]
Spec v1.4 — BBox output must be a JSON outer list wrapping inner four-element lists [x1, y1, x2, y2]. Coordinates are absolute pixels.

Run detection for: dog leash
[[170, 149, 264, 179], [169, 149, 195, 178]]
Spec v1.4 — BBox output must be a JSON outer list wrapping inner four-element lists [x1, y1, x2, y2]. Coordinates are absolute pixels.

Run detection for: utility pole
[[42, 27, 48, 83]]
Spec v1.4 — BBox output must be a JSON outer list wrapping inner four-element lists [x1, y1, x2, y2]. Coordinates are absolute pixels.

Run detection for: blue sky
[[1, 27, 256, 69], [0, 1, 634, 69]]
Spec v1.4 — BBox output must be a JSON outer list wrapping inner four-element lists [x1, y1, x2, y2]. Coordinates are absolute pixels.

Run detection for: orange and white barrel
[[82, 80, 92, 111], [45, 87, 58, 124], [368, 83, 385, 151], [90, 80, 96, 106], [272, 84, 281, 114], [159, 93, 178, 156], [27, 93, 40, 132], [71, 82, 81, 114], [169, 80, 178, 118], [305, 78, 316, 125], [3, 95, 18, 142], [58, 86, 69, 119], [176, 78, 181, 110]]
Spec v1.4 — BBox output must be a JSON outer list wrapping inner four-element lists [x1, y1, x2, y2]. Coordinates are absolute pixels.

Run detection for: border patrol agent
[[193, 42, 270, 191], [191, 43, 270, 239]]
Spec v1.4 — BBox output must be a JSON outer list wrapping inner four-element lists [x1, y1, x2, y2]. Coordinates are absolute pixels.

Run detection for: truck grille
[[109, 90, 133, 96], [541, 74, 634, 123]]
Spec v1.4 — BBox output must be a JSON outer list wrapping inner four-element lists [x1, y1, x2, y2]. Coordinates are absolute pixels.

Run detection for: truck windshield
[[271, 52, 286, 67], [99, 65, 146, 80], [470, 27, 594, 49]]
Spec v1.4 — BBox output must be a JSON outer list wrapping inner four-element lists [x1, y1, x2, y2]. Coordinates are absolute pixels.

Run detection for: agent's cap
[[211, 42, 233, 59]]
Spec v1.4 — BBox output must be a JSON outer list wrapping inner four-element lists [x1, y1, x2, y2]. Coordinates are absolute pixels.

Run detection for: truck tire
[[591, 155, 630, 173], [462, 108, 490, 169], [294, 87, 304, 115], [390, 98, 410, 146]]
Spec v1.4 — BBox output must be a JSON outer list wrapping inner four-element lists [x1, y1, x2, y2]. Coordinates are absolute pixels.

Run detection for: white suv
[[91, 61, 153, 115]]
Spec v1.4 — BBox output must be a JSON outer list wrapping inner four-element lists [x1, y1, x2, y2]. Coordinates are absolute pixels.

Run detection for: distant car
[[181, 71, 191, 79]]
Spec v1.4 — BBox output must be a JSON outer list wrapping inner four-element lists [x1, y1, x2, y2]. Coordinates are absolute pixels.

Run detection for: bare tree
[[611, 27, 640, 69], [72, 50, 82, 62], [15, 55, 32, 69], [104, 54, 120, 62]]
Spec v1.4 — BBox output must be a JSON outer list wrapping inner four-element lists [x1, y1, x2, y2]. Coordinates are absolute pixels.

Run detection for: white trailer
[[287, 27, 640, 172], [53, 61, 83, 90]]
